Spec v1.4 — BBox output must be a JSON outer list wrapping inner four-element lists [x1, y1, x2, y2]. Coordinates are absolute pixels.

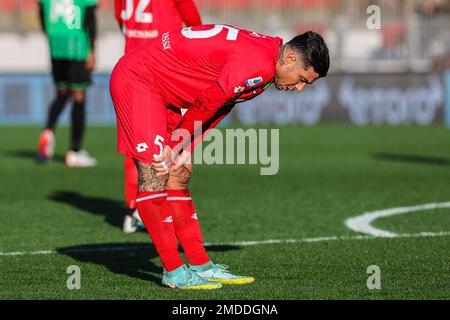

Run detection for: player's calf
[[133, 159, 185, 273], [166, 164, 211, 266]]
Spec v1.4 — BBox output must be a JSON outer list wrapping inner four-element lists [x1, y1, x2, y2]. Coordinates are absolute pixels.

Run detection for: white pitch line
[[345, 201, 450, 237], [1, 231, 449, 257]]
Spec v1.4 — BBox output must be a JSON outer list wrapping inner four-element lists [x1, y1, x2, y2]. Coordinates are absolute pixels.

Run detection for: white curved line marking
[[345, 202, 450, 237], [1, 231, 450, 257]]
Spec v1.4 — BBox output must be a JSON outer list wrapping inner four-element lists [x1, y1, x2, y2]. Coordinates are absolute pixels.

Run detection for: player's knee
[[72, 90, 86, 103], [57, 88, 70, 99], [134, 159, 168, 192], [167, 164, 192, 190]]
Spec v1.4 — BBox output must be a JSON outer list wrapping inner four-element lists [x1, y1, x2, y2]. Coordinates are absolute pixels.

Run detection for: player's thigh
[[67, 60, 92, 91], [113, 81, 168, 164], [51, 59, 69, 90], [131, 88, 168, 162], [130, 90, 169, 192]]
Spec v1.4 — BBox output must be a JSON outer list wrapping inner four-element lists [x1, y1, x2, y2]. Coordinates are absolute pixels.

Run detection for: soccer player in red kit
[[114, 0, 202, 233], [110, 24, 329, 289]]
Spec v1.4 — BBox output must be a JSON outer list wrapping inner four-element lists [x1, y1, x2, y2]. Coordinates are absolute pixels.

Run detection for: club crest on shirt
[[244, 76, 263, 87], [251, 81, 272, 96], [234, 86, 245, 94]]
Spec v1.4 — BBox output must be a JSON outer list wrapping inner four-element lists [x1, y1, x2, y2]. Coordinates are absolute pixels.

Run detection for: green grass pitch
[[0, 125, 449, 299]]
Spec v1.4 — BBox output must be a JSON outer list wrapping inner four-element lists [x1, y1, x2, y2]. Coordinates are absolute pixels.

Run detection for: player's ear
[[284, 51, 298, 65]]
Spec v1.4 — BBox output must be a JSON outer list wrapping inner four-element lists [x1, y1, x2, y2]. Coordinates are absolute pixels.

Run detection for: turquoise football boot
[[161, 265, 222, 290], [190, 262, 255, 285]]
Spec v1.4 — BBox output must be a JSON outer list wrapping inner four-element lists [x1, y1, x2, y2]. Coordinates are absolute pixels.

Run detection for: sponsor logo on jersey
[[136, 143, 149, 153], [162, 216, 173, 223], [252, 81, 272, 95], [162, 32, 171, 50], [234, 86, 245, 94], [245, 76, 263, 87], [127, 29, 158, 39]]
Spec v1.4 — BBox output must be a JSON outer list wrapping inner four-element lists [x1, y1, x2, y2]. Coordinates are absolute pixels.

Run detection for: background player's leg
[[122, 156, 144, 233], [70, 89, 86, 152], [45, 59, 70, 133], [37, 89, 70, 162], [65, 89, 96, 167], [45, 88, 70, 131], [38, 59, 71, 162], [64, 60, 96, 167], [124, 156, 139, 209], [166, 164, 210, 266]]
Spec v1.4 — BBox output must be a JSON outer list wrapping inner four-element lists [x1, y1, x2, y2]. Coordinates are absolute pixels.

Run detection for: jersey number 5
[[153, 135, 164, 159], [121, 0, 152, 23], [181, 25, 239, 41]]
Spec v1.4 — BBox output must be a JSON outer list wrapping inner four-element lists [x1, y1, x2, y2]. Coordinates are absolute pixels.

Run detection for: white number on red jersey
[[181, 25, 239, 41], [121, 0, 153, 24], [152, 135, 164, 158]]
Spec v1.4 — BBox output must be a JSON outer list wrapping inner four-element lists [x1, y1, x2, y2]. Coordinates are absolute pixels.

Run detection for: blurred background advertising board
[[0, 0, 449, 126]]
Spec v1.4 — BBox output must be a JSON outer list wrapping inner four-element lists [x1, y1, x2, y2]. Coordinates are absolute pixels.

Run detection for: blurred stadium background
[[0, 0, 449, 126]]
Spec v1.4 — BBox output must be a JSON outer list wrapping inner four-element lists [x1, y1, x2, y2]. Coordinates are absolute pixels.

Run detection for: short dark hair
[[287, 31, 330, 77]]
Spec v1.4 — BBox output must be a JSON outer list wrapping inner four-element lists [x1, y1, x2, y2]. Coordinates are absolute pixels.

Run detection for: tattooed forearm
[[134, 159, 168, 192]]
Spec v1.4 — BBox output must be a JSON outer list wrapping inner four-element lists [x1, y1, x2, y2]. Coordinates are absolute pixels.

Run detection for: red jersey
[[114, 24, 282, 150], [114, 0, 201, 53]]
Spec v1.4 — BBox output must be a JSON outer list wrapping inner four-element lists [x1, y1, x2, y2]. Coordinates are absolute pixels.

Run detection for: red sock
[[166, 189, 210, 266], [124, 156, 139, 209], [135, 191, 184, 272]]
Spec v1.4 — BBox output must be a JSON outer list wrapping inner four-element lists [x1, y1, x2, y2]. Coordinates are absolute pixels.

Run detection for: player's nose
[[295, 83, 306, 92]]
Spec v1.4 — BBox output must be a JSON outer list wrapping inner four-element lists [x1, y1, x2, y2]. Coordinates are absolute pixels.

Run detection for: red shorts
[[110, 62, 182, 163]]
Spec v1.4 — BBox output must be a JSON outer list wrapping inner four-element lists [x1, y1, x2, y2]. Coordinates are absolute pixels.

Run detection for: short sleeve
[[216, 56, 275, 100]]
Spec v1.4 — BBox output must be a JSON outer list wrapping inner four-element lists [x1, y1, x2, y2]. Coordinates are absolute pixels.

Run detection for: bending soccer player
[[37, 0, 98, 167], [114, 0, 202, 233], [110, 25, 329, 289]]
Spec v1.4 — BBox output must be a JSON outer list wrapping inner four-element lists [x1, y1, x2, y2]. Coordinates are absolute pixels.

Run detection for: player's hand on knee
[[172, 150, 192, 171], [169, 161, 192, 176], [152, 145, 174, 177], [167, 157, 192, 189]]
